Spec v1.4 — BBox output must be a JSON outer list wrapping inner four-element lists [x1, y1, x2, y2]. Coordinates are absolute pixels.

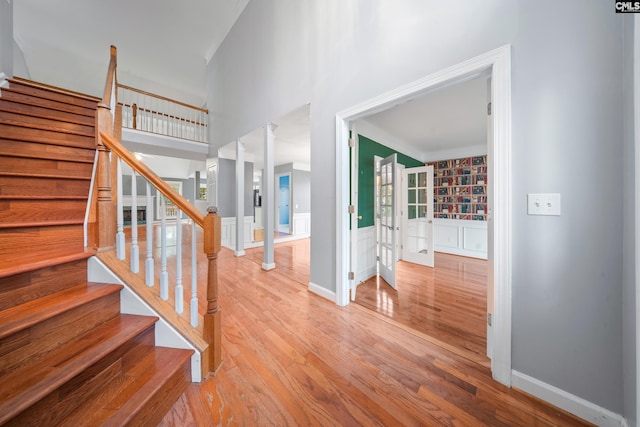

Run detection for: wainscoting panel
[[434, 218, 487, 259], [292, 213, 311, 236], [221, 216, 255, 249]]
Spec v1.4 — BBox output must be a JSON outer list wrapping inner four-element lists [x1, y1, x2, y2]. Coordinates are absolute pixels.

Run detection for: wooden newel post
[[95, 105, 116, 250], [203, 206, 222, 375]]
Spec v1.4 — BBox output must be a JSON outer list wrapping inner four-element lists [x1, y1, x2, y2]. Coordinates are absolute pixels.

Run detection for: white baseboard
[[0, 72, 8, 88], [511, 370, 627, 427], [262, 262, 276, 271], [234, 250, 246, 257], [308, 282, 336, 302]]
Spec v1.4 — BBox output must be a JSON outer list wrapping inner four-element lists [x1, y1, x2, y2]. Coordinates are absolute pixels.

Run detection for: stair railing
[[118, 84, 208, 143], [90, 45, 221, 376]]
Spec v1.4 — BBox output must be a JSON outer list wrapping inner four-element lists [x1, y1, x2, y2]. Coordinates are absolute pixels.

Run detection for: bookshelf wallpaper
[[429, 155, 487, 221]]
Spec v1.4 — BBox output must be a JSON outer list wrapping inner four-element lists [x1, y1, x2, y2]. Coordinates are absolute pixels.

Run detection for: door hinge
[[487, 313, 493, 327], [487, 102, 492, 115], [348, 271, 355, 280], [348, 137, 356, 148], [348, 205, 355, 214], [376, 256, 380, 261]]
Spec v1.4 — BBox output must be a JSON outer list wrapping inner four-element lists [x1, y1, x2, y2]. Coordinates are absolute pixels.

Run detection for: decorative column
[[235, 139, 245, 257], [262, 123, 276, 270]]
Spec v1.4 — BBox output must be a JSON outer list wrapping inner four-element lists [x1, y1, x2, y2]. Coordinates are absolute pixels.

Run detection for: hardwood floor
[[353, 253, 489, 366], [158, 238, 591, 426]]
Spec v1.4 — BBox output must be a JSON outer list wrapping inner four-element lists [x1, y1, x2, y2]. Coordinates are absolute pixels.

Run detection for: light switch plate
[[527, 193, 561, 216]]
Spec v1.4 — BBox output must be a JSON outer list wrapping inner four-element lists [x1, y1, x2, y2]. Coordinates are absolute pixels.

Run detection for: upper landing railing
[[117, 78, 208, 144], [87, 45, 221, 377]]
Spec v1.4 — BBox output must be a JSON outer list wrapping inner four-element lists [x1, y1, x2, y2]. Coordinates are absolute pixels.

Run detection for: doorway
[[336, 45, 512, 385], [276, 173, 291, 234]]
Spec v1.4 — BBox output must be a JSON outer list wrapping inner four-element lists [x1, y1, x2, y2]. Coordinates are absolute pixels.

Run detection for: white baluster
[[145, 181, 154, 286], [116, 158, 125, 260], [160, 195, 169, 300], [175, 209, 183, 314], [190, 222, 198, 326], [130, 171, 139, 273]]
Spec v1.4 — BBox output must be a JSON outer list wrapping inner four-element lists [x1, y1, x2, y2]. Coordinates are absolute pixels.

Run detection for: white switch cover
[[527, 193, 561, 216]]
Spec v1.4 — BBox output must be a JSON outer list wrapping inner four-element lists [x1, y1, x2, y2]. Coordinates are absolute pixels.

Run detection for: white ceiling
[[357, 75, 489, 161], [13, 0, 249, 105], [219, 104, 311, 171]]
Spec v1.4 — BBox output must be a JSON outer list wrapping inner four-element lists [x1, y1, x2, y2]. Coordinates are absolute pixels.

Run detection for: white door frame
[[335, 45, 512, 386], [275, 172, 292, 234]]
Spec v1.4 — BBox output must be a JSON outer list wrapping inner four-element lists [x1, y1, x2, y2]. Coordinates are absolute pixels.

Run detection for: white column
[[262, 123, 276, 270], [235, 139, 245, 257]]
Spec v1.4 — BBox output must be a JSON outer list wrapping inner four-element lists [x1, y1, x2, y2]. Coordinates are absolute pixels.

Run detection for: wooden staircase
[[0, 77, 193, 426]]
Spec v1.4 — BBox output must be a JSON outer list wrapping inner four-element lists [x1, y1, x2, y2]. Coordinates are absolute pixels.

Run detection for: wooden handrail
[[99, 131, 205, 227], [118, 83, 209, 113], [100, 46, 117, 108]]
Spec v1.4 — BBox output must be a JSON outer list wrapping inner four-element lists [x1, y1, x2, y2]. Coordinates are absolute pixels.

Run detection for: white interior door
[[402, 166, 434, 267], [378, 154, 397, 288]]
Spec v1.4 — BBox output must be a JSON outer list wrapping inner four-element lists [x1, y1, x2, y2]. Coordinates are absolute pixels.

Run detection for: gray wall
[[13, 39, 30, 78], [207, 0, 630, 416], [0, 0, 13, 78], [623, 15, 637, 427], [217, 158, 254, 218]]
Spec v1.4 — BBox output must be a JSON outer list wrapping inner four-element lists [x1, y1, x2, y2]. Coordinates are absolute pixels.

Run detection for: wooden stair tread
[[0, 88, 96, 118], [0, 98, 96, 127], [6, 79, 100, 110], [0, 124, 95, 149], [10, 77, 101, 103], [0, 249, 93, 279], [0, 138, 95, 163], [0, 282, 123, 340], [60, 347, 193, 426], [0, 314, 157, 425], [0, 110, 95, 137]]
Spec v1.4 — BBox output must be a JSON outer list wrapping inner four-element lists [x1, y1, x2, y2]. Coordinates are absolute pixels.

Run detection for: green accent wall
[[357, 135, 423, 228]]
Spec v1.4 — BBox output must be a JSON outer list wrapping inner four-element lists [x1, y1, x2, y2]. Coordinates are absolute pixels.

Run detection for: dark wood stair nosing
[[0, 314, 158, 425], [0, 219, 86, 230], [0, 195, 89, 201], [0, 171, 93, 181], [0, 149, 96, 164]]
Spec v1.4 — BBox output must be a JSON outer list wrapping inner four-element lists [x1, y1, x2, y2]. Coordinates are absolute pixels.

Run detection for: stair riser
[[0, 291, 121, 377], [0, 176, 91, 198], [0, 89, 95, 117], [7, 81, 99, 110], [0, 199, 87, 224], [126, 358, 191, 427], [0, 110, 95, 137], [0, 155, 93, 180], [0, 225, 85, 265], [4, 327, 155, 427], [0, 124, 95, 149], [0, 258, 88, 311], [0, 139, 95, 164], [0, 98, 96, 127]]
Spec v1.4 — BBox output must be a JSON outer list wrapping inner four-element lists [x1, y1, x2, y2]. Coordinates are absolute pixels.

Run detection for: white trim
[[634, 14, 640, 426], [335, 45, 512, 385], [262, 262, 276, 270], [0, 72, 8, 88], [512, 371, 627, 427], [422, 144, 487, 163], [234, 250, 246, 257], [308, 281, 336, 302]]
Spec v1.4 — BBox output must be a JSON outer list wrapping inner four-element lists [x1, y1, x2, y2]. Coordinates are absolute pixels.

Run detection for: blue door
[[278, 175, 290, 227]]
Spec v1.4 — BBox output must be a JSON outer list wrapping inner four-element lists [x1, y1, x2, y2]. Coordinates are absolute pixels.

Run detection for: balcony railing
[[117, 84, 208, 144]]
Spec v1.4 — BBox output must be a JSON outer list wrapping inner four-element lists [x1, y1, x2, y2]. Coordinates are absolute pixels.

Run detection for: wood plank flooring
[[354, 254, 489, 366], [158, 238, 592, 426]]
